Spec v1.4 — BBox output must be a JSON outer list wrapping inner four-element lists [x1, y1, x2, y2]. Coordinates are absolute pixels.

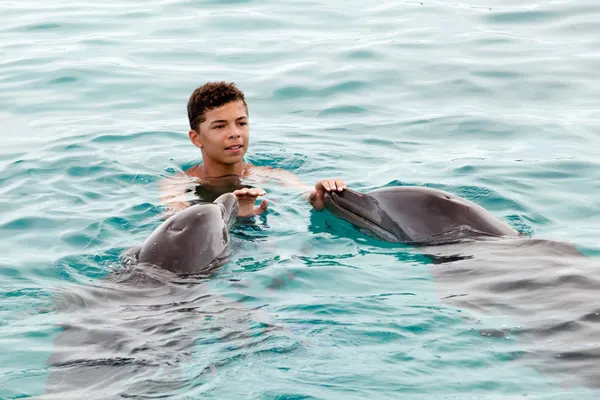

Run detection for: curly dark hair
[[187, 81, 248, 132]]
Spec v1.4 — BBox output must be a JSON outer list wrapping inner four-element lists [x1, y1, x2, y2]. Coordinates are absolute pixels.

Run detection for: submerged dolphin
[[125, 192, 238, 275], [323, 186, 519, 245], [323, 185, 600, 389], [44, 193, 266, 397]]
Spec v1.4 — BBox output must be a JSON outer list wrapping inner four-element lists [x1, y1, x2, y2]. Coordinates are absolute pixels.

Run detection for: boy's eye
[[239, 122, 247, 126], [214, 125, 225, 129]]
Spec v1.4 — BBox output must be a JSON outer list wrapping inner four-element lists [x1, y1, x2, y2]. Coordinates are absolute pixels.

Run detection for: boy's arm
[[159, 173, 268, 218], [158, 174, 195, 216], [251, 166, 346, 210]]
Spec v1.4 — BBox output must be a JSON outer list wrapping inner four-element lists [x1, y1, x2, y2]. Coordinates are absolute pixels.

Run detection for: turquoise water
[[2, 0, 600, 398]]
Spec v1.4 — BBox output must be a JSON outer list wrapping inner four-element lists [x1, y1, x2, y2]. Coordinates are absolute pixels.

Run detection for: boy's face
[[190, 100, 249, 165]]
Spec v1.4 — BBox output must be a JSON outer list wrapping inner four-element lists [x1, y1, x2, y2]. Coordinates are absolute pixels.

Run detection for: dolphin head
[[324, 186, 522, 244], [214, 192, 239, 229], [323, 188, 405, 242], [137, 193, 239, 275]]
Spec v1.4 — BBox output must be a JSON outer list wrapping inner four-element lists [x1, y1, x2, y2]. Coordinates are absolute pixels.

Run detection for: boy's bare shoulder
[[159, 169, 200, 194], [248, 165, 292, 177], [247, 165, 311, 190]]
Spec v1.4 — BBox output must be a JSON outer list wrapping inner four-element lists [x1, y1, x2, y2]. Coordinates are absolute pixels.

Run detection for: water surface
[[1, 0, 599, 398]]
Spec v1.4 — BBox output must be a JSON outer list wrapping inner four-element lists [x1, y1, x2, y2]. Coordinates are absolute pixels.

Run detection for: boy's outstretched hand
[[233, 187, 269, 218], [231, 177, 347, 217], [308, 179, 347, 211]]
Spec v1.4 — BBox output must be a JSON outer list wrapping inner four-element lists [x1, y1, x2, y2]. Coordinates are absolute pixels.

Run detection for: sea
[[1, 0, 599, 398]]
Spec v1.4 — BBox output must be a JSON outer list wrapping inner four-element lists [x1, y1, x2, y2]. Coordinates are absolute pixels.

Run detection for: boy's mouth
[[225, 144, 243, 151]]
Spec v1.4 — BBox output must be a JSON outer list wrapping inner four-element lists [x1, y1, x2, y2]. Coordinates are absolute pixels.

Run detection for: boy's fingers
[[255, 199, 269, 214]]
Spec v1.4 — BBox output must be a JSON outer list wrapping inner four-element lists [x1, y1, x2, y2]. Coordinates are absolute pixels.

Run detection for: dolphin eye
[[167, 224, 184, 233]]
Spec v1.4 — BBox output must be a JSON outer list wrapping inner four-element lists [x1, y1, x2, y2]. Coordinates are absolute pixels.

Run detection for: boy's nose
[[228, 127, 241, 138]]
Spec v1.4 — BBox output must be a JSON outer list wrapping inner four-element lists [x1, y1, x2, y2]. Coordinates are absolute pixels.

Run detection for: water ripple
[[1, 0, 600, 398]]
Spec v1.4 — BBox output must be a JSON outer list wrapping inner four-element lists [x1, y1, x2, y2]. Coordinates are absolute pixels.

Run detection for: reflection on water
[[191, 175, 256, 205]]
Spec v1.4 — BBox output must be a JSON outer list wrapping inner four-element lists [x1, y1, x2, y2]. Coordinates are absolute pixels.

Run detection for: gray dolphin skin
[[324, 185, 600, 390], [323, 186, 519, 244], [127, 192, 239, 275], [44, 193, 243, 397]]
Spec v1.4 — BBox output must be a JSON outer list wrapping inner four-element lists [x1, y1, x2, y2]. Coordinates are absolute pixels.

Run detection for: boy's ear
[[189, 130, 203, 148]]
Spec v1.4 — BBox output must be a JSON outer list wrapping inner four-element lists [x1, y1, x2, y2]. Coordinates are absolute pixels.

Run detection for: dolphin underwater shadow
[[321, 185, 600, 390], [43, 193, 280, 398]]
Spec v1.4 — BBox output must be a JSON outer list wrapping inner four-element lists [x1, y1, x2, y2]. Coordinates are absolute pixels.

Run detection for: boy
[[160, 81, 347, 217]]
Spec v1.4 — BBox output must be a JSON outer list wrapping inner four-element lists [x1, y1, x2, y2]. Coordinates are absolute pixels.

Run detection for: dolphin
[[43, 193, 283, 397], [322, 185, 600, 389], [323, 186, 519, 245], [124, 192, 238, 275]]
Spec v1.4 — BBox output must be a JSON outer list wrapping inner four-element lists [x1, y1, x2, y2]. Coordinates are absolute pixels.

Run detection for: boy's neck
[[194, 157, 246, 179]]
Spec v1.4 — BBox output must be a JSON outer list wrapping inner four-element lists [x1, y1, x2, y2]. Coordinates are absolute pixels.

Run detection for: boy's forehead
[[204, 100, 248, 121]]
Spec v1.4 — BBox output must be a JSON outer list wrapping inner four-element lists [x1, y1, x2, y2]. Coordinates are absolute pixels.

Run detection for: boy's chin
[[222, 155, 244, 164]]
